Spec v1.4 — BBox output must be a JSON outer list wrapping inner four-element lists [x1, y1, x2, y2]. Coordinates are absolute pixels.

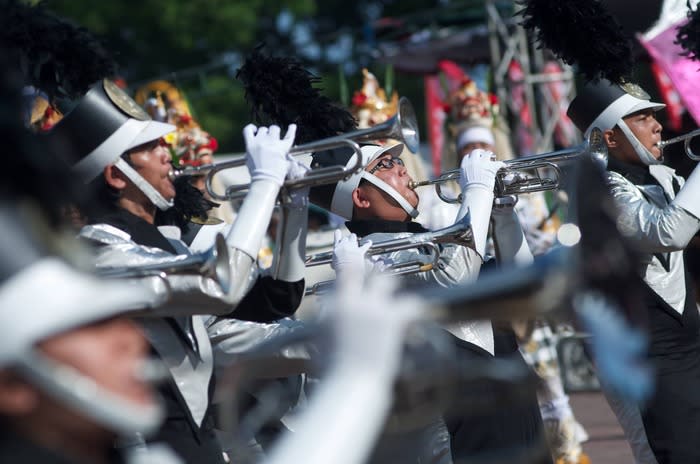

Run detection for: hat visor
[[625, 100, 665, 117], [0, 258, 168, 353], [367, 142, 405, 164], [125, 120, 176, 152]]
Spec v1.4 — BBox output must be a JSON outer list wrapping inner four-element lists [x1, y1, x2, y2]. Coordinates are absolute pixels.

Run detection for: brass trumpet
[[170, 97, 420, 202], [98, 234, 231, 294], [410, 128, 606, 203], [657, 128, 700, 160]]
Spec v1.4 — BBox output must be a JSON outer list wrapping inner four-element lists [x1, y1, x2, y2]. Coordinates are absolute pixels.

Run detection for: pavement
[[569, 392, 635, 463]]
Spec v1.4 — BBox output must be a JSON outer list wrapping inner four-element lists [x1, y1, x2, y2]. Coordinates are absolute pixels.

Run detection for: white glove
[[333, 273, 424, 374], [243, 124, 296, 186], [331, 230, 372, 275], [458, 148, 505, 192], [285, 153, 310, 209]]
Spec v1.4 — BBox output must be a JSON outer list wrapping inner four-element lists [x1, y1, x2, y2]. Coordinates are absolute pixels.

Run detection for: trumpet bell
[[97, 233, 232, 295], [206, 233, 232, 294]]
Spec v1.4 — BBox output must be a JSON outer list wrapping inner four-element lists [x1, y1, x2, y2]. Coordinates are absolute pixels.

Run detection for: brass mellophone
[[656, 128, 700, 160], [170, 97, 420, 202], [97, 234, 231, 294], [410, 128, 607, 203]]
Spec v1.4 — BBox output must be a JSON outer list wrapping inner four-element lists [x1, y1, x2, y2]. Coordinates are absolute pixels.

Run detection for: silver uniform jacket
[[608, 164, 700, 314], [362, 231, 493, 354], [80, 223, 311, 426]]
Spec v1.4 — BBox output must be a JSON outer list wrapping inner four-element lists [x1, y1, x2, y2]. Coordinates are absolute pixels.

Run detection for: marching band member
[[445, 75, 588, 464], [0, 62, 176, 463], [350, 68, 457, 231], [45, 79, 306, 463], [568, 78, 700, 464], [310, 142, 550, 463], [0, 217, 178, 464]]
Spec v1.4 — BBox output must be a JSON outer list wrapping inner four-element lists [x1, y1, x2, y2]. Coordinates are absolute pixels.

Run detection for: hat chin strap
[[361, 172, 419, 219], [114, 159, 174, 211], [17, 350, 164, 437], [617, 120, 663, 166]]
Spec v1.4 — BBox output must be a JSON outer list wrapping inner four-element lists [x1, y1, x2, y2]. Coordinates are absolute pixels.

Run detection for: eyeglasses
[[368, 156, 404, 174]]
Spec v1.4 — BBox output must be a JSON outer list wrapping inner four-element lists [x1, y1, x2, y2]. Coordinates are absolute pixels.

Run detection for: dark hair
[[79, 151, 133, 222]]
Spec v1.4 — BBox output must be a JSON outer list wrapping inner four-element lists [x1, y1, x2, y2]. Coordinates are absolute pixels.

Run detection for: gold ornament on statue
[[350, 69, 399, 129]]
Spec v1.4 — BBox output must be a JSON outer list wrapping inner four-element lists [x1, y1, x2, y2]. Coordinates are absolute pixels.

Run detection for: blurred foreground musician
[[568, 79, 700, 464], [310, 142, 550, 463]]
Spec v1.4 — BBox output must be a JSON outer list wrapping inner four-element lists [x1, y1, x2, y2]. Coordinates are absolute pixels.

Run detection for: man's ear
[[604, 129, 618, 148], [351, 187, 371, 211], [103, 165, 127, 190]]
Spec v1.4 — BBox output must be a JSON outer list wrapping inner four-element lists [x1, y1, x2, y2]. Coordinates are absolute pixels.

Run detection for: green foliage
[[42, 0, 444, 153]]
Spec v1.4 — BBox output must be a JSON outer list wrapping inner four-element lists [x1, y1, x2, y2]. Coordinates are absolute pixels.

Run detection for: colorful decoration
[[350, 68, 399, 128], [28, 94, 63, 132], [446, 75, 500, 128]]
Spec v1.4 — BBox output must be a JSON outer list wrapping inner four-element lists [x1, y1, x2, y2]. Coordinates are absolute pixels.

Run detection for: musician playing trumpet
[[309, 142, 549, 463], [567, 79, 700, 464], [46, 80, 309, 463]]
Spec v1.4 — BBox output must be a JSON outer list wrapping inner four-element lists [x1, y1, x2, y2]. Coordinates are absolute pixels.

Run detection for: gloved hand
[[459, 148, 505, 192], [285, 153, 310, 209], [333, 273, 425, 375], [243, 124, 296, 187], [331, 230, 372, 275]]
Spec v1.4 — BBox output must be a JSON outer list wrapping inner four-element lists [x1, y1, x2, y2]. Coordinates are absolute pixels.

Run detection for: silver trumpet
[[304, 242, 440, 296], [98, 234, 232, 294], [305, 216, 473, 269], [410, 128, 607, 203], [170, 97, 420, 202], [656, 128, 700, 160]]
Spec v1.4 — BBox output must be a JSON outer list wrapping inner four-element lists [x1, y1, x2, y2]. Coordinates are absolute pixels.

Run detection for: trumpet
[[98, 234, 231, 294], [304, 242, 440, 296], [656, 128, 700, 160], [170, 97, 420, 202], [410, 128, 607, 203], [305, 216, 473, 268]]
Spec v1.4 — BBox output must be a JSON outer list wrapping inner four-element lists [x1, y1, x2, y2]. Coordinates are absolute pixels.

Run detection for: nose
[[397, 163, 407, 176], [157, 144, 172, 163]]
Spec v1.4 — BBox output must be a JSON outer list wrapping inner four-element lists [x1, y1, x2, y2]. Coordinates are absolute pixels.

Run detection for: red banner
[[424, 75, 446, 176]]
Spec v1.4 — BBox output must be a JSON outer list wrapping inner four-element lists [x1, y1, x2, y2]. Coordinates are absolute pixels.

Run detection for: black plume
[[517, 0, 634, 83], [0, 0, 116, 101], [156, 176, 219, 231], [677, 1, 700, 62], [236, 46, 356, 144]]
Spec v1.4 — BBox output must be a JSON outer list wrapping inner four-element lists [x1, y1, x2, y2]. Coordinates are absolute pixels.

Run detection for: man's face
[[126, 139, 176, 201], [357, 153, 419, 221], [38, 317, 156, 409], [459, 141, 494, 159], [611, 110, 663, 164]]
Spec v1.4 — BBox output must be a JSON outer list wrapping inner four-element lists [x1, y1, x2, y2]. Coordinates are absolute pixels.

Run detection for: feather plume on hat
[[236, 46, 357, 144], [677, 1, 700, 62], [517, 0, 634, 83], [0, 0, 116, 102]]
